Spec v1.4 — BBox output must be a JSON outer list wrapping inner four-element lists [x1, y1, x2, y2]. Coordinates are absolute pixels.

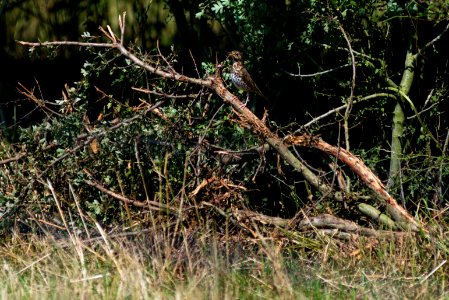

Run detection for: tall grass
[[1, 219, 448, 299]]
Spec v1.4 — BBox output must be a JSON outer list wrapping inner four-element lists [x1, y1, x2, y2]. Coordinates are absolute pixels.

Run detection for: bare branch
[[17, 82, 63, 117], [83, 174, 177, 213], [285, 63, 351, 77], [416, 22, 449, 57], [98, 25, 115, 42], [189, 49, 201, 79], [300, 93, 397, 129], [338, 24, 356, 152], [18, 39, 212, 88], [0, 153, 26, 165], [156, 40, 176, 73], [318, 43, 383, 63], [17, 40, 113, 48], [132, 86, 200, 99], [106, 25, 117, 43]]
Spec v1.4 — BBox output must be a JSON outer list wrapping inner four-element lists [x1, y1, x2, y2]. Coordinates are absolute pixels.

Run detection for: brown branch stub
[[118, 12, 126, 46], [190, 176, 217, 197]]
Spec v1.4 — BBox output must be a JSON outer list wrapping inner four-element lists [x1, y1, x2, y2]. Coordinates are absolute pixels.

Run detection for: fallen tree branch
[[285, 134, 421, 231], [208, 72, 342, 201], [232, 209, 410, 239]]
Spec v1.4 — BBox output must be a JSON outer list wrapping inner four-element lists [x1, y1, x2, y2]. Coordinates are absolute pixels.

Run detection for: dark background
[[1, 0, 449, 148]]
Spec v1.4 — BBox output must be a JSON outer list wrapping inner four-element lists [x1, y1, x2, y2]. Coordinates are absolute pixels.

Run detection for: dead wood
[[231, 209, 410, 240], [285, 134, 420, 231]]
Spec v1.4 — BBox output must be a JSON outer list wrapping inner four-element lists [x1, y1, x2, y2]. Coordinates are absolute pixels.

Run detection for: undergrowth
[[0, 221, 447, 299]]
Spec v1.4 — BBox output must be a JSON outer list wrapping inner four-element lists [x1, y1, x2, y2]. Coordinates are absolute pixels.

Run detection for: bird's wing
[[241, 68, 266, 99]]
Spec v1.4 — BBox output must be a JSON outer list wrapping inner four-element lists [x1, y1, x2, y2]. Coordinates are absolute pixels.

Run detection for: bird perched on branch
[[228, 50, 267, 105]]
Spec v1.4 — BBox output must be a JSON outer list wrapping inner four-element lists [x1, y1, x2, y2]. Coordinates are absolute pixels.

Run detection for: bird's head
[[228, 50, 243, 62]]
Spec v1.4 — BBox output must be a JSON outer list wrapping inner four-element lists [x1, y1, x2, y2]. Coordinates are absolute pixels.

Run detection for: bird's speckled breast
[[231, 62, 250, 91]]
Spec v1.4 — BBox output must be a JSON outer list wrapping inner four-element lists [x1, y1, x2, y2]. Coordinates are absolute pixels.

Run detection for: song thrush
[[228, 51, 267, 104]]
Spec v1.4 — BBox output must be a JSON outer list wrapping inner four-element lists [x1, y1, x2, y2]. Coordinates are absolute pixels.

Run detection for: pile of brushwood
[[1, 14, 446, 256]]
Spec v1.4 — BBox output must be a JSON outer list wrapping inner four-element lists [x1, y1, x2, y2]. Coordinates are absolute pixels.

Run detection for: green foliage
[[196, 0, 271, 55]]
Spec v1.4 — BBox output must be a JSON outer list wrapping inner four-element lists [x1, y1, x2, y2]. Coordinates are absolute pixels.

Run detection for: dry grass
[[1, 219, 448, 300]]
